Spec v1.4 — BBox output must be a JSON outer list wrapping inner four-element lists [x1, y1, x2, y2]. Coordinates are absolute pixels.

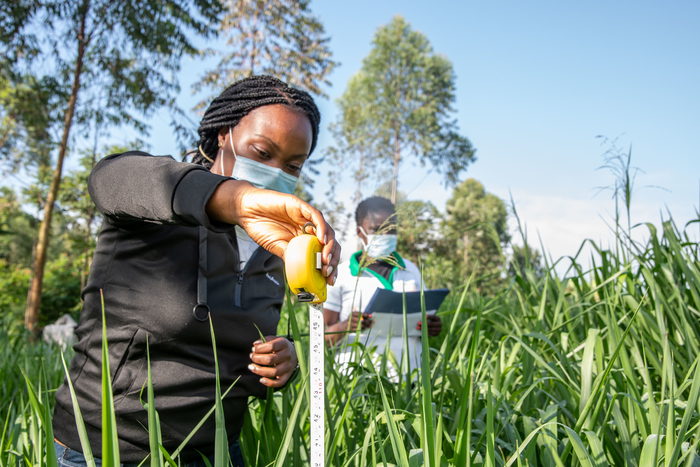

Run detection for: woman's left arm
[[248, 336, 298, 388]]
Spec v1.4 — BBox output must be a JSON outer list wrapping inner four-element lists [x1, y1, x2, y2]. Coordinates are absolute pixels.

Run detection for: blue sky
[[120, 1, 700, 262]]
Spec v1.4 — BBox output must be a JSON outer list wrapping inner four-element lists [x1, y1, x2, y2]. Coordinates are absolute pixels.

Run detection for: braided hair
[[193, 75, 321, 169], [355, 196, 396, 225]]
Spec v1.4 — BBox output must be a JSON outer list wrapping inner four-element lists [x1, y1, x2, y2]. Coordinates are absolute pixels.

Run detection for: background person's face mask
[[360, 226, 397, 258], [224, 127, 299, 194]]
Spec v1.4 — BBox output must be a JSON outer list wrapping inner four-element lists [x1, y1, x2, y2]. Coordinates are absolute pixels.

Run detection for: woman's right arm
[[89, 151, 340, 282], [88, 151, 230, 230]]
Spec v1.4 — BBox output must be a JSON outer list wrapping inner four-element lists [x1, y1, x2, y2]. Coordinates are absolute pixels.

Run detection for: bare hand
[[206, 180, 340, 285], [342, 311, 373, 331], [249, 336, 298, 388], [416, 315, 442, 337]]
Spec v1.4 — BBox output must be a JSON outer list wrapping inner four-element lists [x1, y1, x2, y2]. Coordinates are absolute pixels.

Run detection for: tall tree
[[12, 0, 221, 333], [340, 15, 476, 204], [444, 178, 509, 294], [327, 72, 383, 207], [192, 0, 338, 108]]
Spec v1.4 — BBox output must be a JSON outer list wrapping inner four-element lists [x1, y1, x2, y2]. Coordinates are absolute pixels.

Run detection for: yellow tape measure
[[285, 224, 327, 304]]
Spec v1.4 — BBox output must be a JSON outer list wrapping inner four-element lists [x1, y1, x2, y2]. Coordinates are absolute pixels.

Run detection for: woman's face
[[212, 104, 313, 178]]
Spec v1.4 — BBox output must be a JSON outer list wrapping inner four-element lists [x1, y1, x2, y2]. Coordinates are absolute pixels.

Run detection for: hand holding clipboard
[[363, 288, 450, 338]]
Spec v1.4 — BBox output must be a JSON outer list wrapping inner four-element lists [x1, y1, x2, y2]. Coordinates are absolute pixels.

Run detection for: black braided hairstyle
[[193, 75, 321, 169], [355, 196, 396, 225]]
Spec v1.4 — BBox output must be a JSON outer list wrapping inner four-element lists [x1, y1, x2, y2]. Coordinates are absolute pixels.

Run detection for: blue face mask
[[360, 226, 398, 259], [224, 127, 300, 195]]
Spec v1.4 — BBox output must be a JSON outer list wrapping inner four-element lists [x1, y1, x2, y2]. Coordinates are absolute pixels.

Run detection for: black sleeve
[[88, 151, 232, 231]]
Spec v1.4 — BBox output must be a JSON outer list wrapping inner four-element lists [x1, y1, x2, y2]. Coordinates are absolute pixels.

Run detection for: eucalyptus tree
[[12, 0, 221, 333], [193, 0, 337, 107], [338, 16, 476, 204], [326, 71, 381, 207]]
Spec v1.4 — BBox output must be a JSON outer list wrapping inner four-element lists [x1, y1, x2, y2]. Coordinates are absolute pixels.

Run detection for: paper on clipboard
[[370, 309, 437, 337], [363, 288, 449, 338]]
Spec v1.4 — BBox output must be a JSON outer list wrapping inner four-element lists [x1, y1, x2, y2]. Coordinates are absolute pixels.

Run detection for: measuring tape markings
[[285, 231, 327, 466], [309, 303, 325, 466]]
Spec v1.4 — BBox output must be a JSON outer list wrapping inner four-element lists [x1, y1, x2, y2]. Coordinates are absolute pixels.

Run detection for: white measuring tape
[[309, 302, 325, 466], [284, 228, 327, 466]]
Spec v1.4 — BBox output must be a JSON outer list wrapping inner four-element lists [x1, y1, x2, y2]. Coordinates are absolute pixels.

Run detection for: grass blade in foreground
[[418, 280, 436, 467], [60, 353, 96, 467], [146, 335, 164, 467], [101, 290, 120, 466], [208, 316, 228, 467], [20, 368, 58, 467], [273, 376, 308, 467]]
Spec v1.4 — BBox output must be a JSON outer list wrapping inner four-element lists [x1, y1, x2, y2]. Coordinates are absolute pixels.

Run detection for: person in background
[[323, 196, 441, 381]]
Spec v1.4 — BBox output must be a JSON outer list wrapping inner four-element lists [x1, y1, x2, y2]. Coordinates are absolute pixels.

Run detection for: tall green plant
[[3, 215, 700, 466]]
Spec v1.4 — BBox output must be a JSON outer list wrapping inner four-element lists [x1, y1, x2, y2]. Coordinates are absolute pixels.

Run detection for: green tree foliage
[[6, 0, 221, 332], [0, 187, 35, 267], [442, 178, 509, 294], [396, 199, 441, 264], [0, 141, 144, 330], [0, 188, 81, 330], [193, 0, 338, 107], [336, 16, 476, 204], [326, 72, 383, 206]]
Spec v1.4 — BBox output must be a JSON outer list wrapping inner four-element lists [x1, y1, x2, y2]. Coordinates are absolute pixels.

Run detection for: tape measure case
[[285, 234, 327, 304]]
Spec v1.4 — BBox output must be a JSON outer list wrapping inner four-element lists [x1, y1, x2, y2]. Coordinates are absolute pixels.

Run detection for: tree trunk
[[391, 133, 400, 204], [463, 232, 469, 265], [81, 129, 98, 297], [24, 4, 88, 333], [355, 149, 363, 207]]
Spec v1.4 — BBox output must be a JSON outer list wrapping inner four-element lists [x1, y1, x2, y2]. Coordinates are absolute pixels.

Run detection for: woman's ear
[[218, 127, 228, 147], [356, 225, 365, 243]]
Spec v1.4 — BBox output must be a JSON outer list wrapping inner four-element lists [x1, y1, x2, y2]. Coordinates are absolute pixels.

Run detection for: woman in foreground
[[53, 76, 340, 467]]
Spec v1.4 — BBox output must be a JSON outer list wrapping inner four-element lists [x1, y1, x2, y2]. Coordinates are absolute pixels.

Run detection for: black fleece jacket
[[52, 152, 286, 463]]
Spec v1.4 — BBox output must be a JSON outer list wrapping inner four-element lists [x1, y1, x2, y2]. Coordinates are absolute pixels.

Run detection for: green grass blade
[[561, 294, 645, 463], [41, 367, 58, 467], [377, 371, 409, 465], [100, 290, 120, 467], [273, 376, 308, 467], [668, 354, 700, 465], [159, 445, 179, 467], [146, 334, 163, 467], [639, 435, 663, 467], [418, 280, 436, 467], [168, 378, 239, 461], [60, 352, 96, 467], [208, 316, 228, 467], [584, 431, 610, 467], [561, 426, 595, 467], [455, 301, 483, 466], [20, 368, 57, 467], [485, 380, 495, 467]]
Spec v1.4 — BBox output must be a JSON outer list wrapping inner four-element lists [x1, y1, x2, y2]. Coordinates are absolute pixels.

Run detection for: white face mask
[[360, 226, 397, 259], [223, 127, 299, 195]]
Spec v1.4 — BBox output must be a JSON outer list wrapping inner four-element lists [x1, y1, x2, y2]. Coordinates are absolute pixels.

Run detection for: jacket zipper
[[234, 247, 260, 307]]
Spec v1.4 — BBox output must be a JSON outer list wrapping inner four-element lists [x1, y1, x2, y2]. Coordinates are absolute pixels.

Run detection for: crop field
[[1, 218, 699, 466]]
